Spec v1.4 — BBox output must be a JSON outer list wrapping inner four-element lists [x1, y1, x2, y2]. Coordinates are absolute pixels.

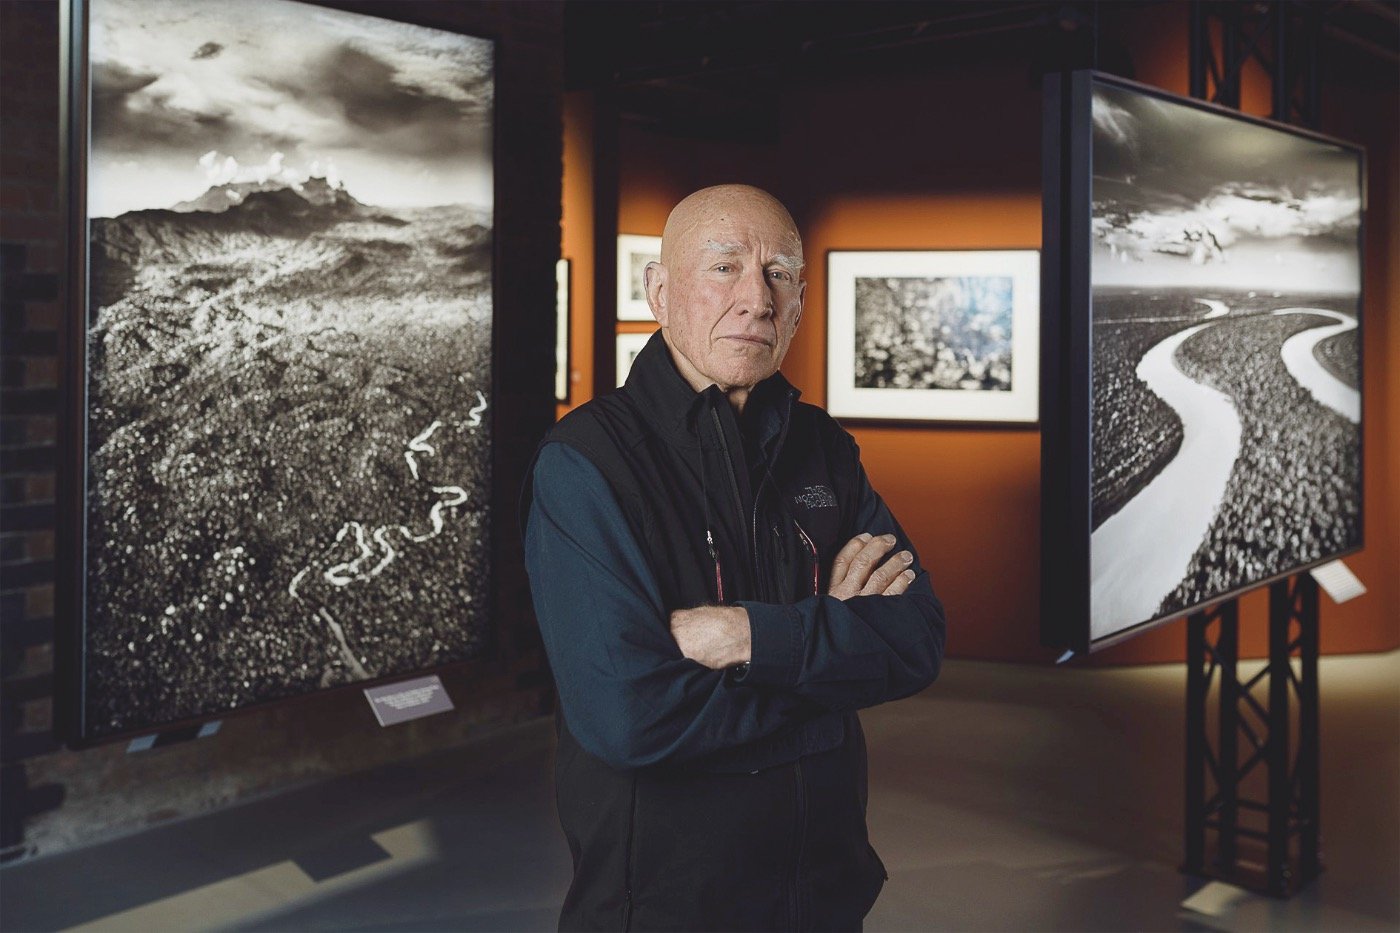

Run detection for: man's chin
[[714, 362, 779, 392]]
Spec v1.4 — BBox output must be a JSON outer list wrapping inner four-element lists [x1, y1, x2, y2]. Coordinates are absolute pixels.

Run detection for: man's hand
[[670, 534, 914, 665], [828, 533, 915, 601], [670, 605, 751, 670]]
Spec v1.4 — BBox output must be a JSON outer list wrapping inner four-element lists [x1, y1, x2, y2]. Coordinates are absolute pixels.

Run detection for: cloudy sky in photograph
[[1091, 82, 1360, 292], [89, 0, 492, 217]]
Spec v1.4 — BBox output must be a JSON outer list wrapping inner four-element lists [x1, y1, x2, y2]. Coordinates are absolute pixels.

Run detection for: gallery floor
[[2, 652, 1396, 932]]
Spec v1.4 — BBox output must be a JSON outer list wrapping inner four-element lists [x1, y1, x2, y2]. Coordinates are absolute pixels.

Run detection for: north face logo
[[793, 485, 836, 509]]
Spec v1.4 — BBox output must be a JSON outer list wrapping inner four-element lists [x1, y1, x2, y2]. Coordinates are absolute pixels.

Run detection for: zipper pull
[[794, 521, 819, 596], [770, 522, 787, 561], [707, 529, 725, 602]]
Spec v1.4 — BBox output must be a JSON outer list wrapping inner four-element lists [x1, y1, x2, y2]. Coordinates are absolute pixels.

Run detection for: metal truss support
[[1189, 0, 1322, 127], [1183, 575, 1322, 897], [1184, 0, 1325, 898]]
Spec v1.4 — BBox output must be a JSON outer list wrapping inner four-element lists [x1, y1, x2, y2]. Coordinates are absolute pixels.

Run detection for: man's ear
[[795, 278, 806, 328], [644, 261, 667, 325]]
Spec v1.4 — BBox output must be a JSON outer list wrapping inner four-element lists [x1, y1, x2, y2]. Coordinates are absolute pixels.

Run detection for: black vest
[[525, 332, 886, 931], [547, 332, 861, 613]]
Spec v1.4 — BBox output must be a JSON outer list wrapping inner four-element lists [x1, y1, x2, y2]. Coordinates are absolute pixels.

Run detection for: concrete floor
[[2, 653, 1396, 932]]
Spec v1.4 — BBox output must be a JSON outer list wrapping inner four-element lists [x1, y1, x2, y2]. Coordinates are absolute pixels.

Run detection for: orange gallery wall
[[558, 6, 1398, 665]]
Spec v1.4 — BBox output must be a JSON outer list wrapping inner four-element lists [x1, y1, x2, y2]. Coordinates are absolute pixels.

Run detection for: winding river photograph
[[1087, 82, 1362, 642], [81, 0, 494, 737]]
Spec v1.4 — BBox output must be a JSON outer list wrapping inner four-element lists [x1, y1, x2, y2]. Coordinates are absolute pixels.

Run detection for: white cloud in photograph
[[89, 0, 493, 216], [1090, 84, 1360, 292]]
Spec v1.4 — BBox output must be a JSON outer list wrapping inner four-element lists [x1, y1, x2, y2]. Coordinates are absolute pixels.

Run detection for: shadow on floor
[[1, 653, 1395, 932]]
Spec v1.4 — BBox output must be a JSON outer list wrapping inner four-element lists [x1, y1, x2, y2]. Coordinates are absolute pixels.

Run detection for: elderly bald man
[[524, 185, 946, 932]]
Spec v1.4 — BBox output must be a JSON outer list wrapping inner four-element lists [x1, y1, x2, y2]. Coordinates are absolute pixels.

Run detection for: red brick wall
[[1, 0, 65, 857]]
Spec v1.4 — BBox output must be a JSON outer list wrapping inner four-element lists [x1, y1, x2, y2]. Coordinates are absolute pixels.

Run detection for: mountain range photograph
[[80, 0, 495, 738]]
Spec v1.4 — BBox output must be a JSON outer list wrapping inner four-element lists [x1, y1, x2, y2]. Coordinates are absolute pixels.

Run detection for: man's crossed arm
[[525, 442, 945, 769], [670, 532, 916, 669]]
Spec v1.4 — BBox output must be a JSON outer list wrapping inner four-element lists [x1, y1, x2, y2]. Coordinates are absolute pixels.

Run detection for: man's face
[[646, 192, 806, 395]]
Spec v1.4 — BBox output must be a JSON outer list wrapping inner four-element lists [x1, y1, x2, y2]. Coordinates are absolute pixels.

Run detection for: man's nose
[[737, 266, 774, 317]]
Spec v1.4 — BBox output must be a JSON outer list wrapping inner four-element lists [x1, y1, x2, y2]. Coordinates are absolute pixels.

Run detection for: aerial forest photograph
[[80, 0, 496, 736]]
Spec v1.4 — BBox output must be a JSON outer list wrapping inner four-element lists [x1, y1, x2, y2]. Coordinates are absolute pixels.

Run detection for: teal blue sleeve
[[524, 442, 818, 769]]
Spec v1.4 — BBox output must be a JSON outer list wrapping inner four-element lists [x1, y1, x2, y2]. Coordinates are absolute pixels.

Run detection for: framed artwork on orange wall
[[616, 331, 655, 386], [825, 249, 1040, 425], [556, 258, 571, 402], [616, 234, 661, 321]]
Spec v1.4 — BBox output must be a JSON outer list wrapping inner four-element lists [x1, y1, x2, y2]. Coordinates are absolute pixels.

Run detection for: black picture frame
[[1041, 71, 1366, 654], [59, 0, 523, 744]]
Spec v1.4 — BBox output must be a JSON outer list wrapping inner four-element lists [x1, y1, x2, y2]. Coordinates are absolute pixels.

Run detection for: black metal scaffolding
[[1188, 0, 1323, 127], [1182, 0, 1326, 898], [1183, 576, 1322, 896]]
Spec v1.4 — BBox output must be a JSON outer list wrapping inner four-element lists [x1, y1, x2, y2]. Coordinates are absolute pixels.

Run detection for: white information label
[[1310, 559, 1367, 605], [1180, 880, 1256, 917], [364, 675, 454, 727]]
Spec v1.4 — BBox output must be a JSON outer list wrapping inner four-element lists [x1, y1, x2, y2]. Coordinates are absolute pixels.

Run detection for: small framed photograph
[[556, 258, 571, 403], [616, 331, 655, 386], [617, 234, 661, 321], [826, 249, 1040, 424]]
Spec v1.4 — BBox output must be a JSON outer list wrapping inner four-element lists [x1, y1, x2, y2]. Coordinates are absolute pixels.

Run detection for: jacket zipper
[[790, 758, 808, 928], [622, 776, 638, 930], [793, 519, 820, 596], [754, 470, 778, 602], [706, 529, 724, 601], [710, 408, 757, 599], [713, 391, 808, 923], [751, 496, 764, 600]]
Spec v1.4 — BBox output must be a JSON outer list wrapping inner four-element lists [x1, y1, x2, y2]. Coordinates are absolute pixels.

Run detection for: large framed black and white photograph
[[616, 233, 661, 322], [66, 0, 496, 741], [1041, 71, 1364, 653], [826, 250, 1040, 423]]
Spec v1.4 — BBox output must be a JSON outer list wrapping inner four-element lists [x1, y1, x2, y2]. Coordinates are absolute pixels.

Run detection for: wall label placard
[[364, 675, 454, 727], [1310, 560, 1367, 605]]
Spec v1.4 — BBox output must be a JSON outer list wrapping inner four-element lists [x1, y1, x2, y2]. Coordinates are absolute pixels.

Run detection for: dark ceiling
[[562, 1, 1399, 138], [564, 1, 1070, 87]]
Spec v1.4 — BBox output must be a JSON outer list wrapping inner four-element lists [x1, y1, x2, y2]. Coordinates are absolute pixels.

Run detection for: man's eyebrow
[[700, 241, 805, 273], [701, 240, 746, 255]]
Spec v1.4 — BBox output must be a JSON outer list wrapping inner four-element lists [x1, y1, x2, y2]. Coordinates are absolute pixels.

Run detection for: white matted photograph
[[556, 258, 571, 402], [616, 233, 661, 321], [826, 250, 1040, 423], [616, 331, 656, 386]]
